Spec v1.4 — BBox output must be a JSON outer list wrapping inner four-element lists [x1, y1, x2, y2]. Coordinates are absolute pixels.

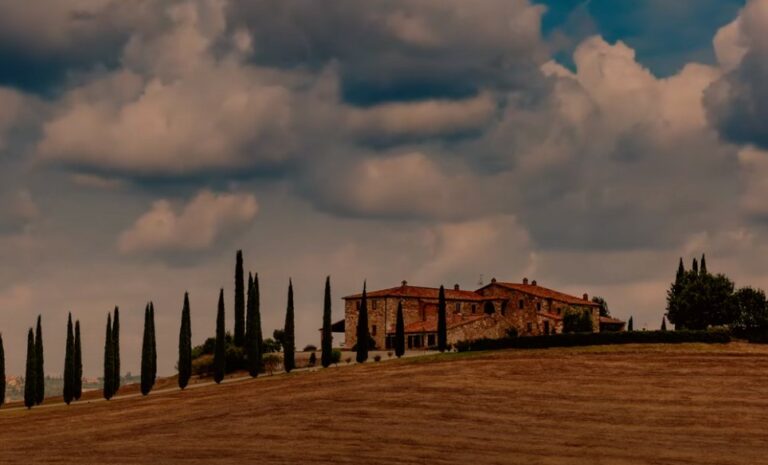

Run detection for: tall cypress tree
[[628, 316, 634, 332], [356, 282, 369, 363], [692, 258, 699, 275], [112, 306, 120, 394], [214, 289, 226, 384], [149, 302, 157, 387], [661, 316, 668, 331], [63, 313, 74, 405], [437, 285, 447, 352], [667, 258, 687, 330], [0, 333, 5, 408], [395, 301, 405, 358], [700, 254, 708, 275], [24, 328, 36, 409], [34, 315, 44, 405], [234, 250, 245, 347], [103, 314, 114, 400], [246, 274, 263, 377], [321, 276, 333, 368], [74, 321, 82, 400], [141, 304, 152, 396], [179, 292, 192, 390], [283, 279, 296, 373]]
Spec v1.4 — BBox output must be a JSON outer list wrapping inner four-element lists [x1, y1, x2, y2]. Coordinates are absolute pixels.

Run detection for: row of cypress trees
[[103, 307, 123, 400], [22, 315, 55, 409]]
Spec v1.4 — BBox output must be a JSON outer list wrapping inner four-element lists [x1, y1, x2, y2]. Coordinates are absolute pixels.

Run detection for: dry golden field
[[1, 343, 767, 464]]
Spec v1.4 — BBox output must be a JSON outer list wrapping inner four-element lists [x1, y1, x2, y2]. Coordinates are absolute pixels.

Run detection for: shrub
[[387, 351, 393, 358], [262, 354, 281, 374], [506, 327, 518, 338], [331, 349, 342, 365], [374, 355, 381, 362], [345, 357, 351, 364], [308, 352, 317, 367], [191, 345, 246, 377], [303, 344, 317, 352], [455, 329, 731, 352], [192, 354, 214, 376]]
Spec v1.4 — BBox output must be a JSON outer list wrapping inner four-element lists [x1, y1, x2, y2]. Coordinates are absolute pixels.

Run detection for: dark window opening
[[427, 334, 436, 346], [372, 325, 377, 336], [518, 299, 524, 309], [527, 322, 533, 333], [371, 300, 377, 309], [471, 304, 476, 314], [455, 302, 461, 313], [544, 320, 550, 335], [501, 301, 508, 315], [536, 302, 541, 311]]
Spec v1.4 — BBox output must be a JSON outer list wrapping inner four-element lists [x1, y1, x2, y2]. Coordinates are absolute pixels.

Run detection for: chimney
[[523, 277, 529, 285], [491, 277, 497, 284], [583, 293, 589, 301], [531, 280, 537, 286], [454, 284, 460, 290], [401, 280, 408, 287]]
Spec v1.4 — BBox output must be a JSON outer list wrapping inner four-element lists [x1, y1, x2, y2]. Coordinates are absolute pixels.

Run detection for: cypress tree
[[437, 285, 447, 352], [395, 301, 405, 358], [103, 314, 114, 400], [356, 282, 369, 363], [63, 313, 74, 405], [692, 258, 699, 275], [149, 302, 157, 387], [661, 316, 668, 331], [214, 289, 226, 384], [24, 328, 36, 409], [283, 279, 296, 373], [234, 250, 245, 347], [246, 274, 263, 377], [700, 254, 708, 275], [321, 276, 333, 368], [179, 292, 192, 390], [628, 316, 634, 332], [74, 321, 82, 400], [141, 304, 153, 396], [112, 306, 120, 394], [0, 333, 5, 408], [34, 315, 44, 405]]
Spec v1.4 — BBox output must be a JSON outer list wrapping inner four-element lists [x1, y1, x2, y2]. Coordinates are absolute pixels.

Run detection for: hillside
[[1, 343, 767, 464]]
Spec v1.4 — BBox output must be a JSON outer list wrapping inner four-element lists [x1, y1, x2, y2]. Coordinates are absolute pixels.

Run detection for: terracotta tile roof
[[343, 284, 484, 301], [397, 315, 487, 334], [487, 282, 600, 307], [537, 311, 563, 321], [599, 316, 625, 324]]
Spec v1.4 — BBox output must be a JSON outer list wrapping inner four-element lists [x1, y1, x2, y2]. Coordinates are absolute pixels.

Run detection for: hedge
[[454, 329, 731, 352]]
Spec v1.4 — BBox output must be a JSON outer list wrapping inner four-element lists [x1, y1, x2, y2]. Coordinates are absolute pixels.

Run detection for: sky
[[1, 0, 767, 377]]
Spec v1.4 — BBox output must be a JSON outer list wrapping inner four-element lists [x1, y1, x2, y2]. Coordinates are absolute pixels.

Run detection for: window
[[544, 321, 550, 335], [471, 304, 476, 314], [518, 299, 524, 309], [536, 302, 541, 311], [501, 301, 508, 316], [371, 299, 377, 310], [455, 302, 461, 313], [372, 325, 377, 336], [427, 334, 436, 346], [527, 322, 532, 333]]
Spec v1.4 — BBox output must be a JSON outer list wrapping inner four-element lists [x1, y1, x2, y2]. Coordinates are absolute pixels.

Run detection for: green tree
[[24, 328, 36, 409], [628, 316, 634, 331], [74, 321, 82, 400], [563, 309, 593, 333], [283, 280, 296, 373], [63, 313, 75, 405], [34, 315, 44, 405], [103, 313, 114, 400], [0, 333, 5, 407], [112, 306, 120, 394], [179, 292, 192, 390], [246, 273, 263, 377], [395, 301, 405, 358], [149, 302, 157, 387], [661, 316, 667, 331], [437, 285, 447, 352], [214, 289, 226, 384], [692, 258, 699, 275], [666, 258, 687, 329], [591, 296, 610, 317], [234, 250, 245, 347], [733, 287, 768, 337], [356, 282, 369, 363], [141, 304, 153, 396], [321, 276, 333, 368], [700, 254, 708, 275]]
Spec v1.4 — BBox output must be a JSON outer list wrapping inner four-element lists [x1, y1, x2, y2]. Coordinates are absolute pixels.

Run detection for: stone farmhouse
[[339, 278, 623, 350]]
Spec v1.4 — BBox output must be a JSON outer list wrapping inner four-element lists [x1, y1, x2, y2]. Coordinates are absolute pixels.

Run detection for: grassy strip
[[455, 329, 731, 352]]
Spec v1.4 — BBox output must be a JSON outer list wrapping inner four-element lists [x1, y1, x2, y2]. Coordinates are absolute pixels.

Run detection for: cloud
[[118, 189, 258, 254]]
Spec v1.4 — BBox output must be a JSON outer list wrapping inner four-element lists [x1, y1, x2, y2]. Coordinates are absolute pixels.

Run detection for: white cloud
[[118, 190, 258, 254]]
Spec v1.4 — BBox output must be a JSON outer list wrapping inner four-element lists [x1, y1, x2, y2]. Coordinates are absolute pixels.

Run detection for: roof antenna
[[478, 274, 484, 286]]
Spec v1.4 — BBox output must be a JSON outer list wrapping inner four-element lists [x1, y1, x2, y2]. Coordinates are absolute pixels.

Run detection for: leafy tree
[[395, 301, 405, 358], [262, 338, 281, 353], [112, 306, 120, 394], [437, 285, 447, 352], [0, 333, 5, 407], [321, 276, 333, 368], [733, 287, 768, 337], [272, 329, 286, 351], [141, 304, 153, 396], [179, 292, 192, 390], [103, 313, 114, 400], [283, 280, 296, 373], [74, 321, 82, 400], [356, 282, 369, 363], [63, 314, 75, 405], [592, 296, 610, 317], [24, 328, 36, 409], [628, 316, 634, 331], [661, 316, 667, 331], [667, 257, 737, 330], [35, 315, 44, 405], [563, 309, 593, 333], [214, 289, 226, 383], [234, 250, 245, 347], [246, 273, 263, 377]]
